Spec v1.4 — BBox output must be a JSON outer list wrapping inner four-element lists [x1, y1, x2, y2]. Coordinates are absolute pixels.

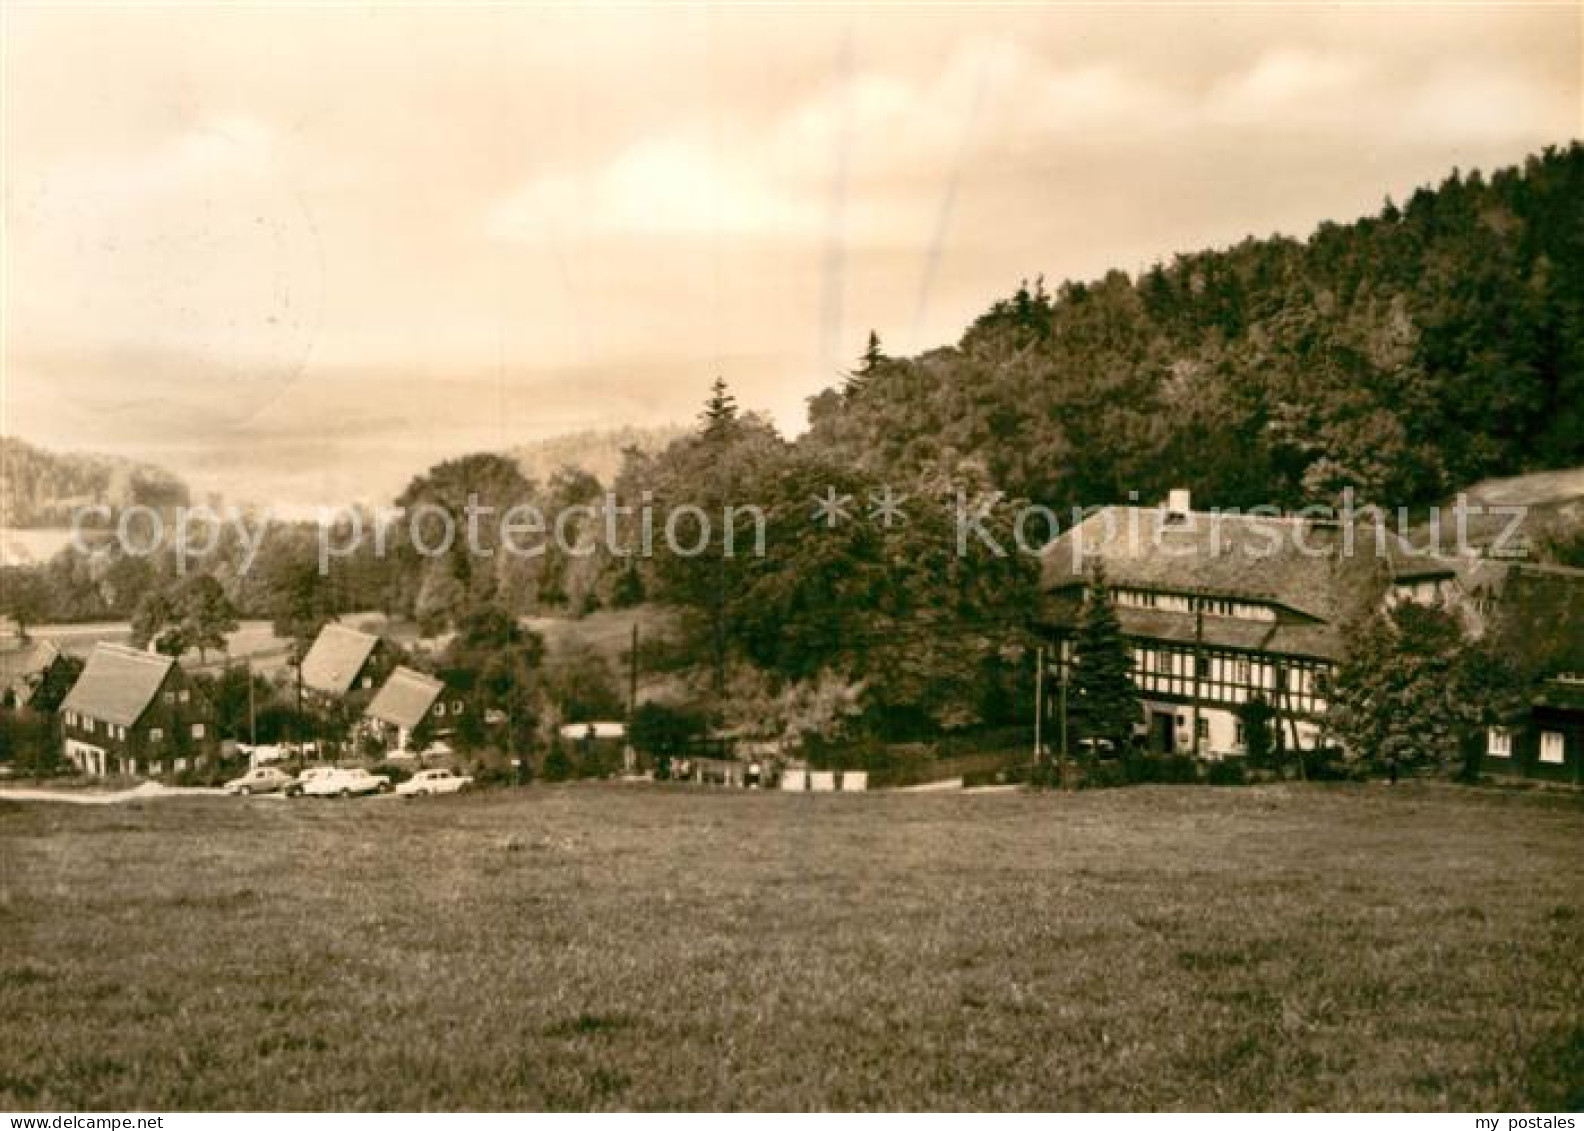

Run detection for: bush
[[1204, 759, 1248, 787], [471, 760, 517, 788], [175, 760, 241, 787], [932, 725, 1033, 759], [369, 761, 414, 785], [1076, 759, 1130, 790], [962, 763, 1033, 789], [1129, 754, 1199, 784], [542, 743, 575, 783]]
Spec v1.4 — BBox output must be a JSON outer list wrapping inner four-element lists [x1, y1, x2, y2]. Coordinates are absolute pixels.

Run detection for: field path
[[0, 782, 223, 804]]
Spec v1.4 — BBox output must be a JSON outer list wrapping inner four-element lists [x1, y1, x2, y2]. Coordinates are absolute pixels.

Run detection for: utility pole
[[1058, 641, 1070, 785], [627, 621, 639, 774], [1033, 646, 1045, 761], [628, 622, 639, 719], [1191, 601, 1204, 759], [294, 642, 306, 766]]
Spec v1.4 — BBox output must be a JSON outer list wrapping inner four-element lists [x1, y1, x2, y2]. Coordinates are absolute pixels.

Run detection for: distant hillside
[[0, 437, 190, 528], [806, 143, 1584, 514], [510, 424, 688, 486], [1460, 466, 1584, 566]]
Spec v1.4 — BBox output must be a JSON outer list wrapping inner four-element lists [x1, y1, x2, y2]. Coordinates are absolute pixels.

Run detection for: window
[[1234, 721, 1246, 746], [85, 718, 95, 733], [163, 691, 175, 705], [177, 689, 190, 704], [1233, 658, 1251, 685], [1540, 731, 1565, 765], [1195, 718, 1209, 740], [1486, 727, 1512, 758], [362, 676, 373, 689], [433, 703, 445, 717], [191, 723, 205, 739], [149, 728, 164, 743], [451, 701, 464, 715]]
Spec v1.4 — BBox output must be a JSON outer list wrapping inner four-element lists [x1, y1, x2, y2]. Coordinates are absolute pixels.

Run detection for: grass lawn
[[1, 783, 1580, 1110]]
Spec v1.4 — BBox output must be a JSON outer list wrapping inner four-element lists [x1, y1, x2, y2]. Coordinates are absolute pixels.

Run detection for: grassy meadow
[[1, 783, 1580, 1110]]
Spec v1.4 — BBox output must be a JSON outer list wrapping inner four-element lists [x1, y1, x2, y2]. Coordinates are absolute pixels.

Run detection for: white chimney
[[1166, 488, 1191, 516]]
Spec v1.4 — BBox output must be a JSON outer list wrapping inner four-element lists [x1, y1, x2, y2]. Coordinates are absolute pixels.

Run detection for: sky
[[3, 3, 1581, 510]]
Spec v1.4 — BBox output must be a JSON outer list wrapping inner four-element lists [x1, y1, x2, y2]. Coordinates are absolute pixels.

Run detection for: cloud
[[1205, 48, 1364, 126], [487, 134, 825, 241]]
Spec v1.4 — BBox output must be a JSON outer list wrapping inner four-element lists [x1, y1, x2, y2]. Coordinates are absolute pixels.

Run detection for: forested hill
[[0, 437, 190, 528], [806, 143, 1584, 511], [510, 424, 688, 486]]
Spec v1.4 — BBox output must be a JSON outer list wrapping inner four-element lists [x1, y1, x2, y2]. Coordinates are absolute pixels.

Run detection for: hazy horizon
[[5, 5, 1580, 509]]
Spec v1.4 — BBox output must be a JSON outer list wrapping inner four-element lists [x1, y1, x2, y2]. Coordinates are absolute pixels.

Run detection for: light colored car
[[303, 767, 391, 798], [282, 766, 339, 798], [224, 766, 295, 796], [396, 768, 473, 797]]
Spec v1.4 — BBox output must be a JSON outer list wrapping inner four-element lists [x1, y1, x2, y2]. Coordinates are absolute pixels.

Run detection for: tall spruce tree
[[845, 331, 885, 396], [700, 377, 739, 441], [1069, 565, 1139, 756]]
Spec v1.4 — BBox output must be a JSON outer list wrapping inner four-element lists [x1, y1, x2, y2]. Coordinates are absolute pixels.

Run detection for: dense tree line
[[807, 145, 1584, 512]]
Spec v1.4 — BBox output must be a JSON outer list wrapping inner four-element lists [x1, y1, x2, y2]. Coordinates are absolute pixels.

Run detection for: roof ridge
[[321, 623, 378, 640], [389, 664, 442, 685], [97, 643, 175, 666]]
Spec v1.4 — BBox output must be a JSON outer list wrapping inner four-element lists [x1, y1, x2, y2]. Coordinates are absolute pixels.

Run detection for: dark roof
[[60, 644, 174, 727], [364, 666, 443, 729], [1043, 596, 1347, 661], [1534, 676, 1584, 713], [1040, 507, 1374, 626], [1487, 564, 1584, 677], [300, 624, 380, 696]]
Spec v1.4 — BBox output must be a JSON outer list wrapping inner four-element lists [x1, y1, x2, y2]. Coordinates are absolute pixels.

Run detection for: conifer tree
[[845, 330, 886, 396], [700, 377, 739, 441], [1069, 565, 1139, 756]]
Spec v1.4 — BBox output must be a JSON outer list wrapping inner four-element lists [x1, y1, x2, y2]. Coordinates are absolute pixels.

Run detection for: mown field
[[1, 783, 1580, 1111]]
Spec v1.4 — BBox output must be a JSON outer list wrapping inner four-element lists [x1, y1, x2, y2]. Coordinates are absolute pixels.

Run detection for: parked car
[[282, 766, 340, 798], [396, 768, 473, 797], [224, 766, 295, 796], [302, 767, 391, 798]]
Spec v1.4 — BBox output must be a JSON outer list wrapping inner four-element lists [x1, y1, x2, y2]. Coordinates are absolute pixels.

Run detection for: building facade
[[299, 623, 394, 712], [1039, 493, 1368, 759], [363, 665, 448, 752], [1383, 549, 1584, 784], [59, 644, 215, 776]]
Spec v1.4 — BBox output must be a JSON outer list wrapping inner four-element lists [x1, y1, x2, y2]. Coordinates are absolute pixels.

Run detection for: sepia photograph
[[1, 0, 1582, 1117]]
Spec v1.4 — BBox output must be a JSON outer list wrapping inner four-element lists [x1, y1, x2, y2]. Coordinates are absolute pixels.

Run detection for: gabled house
[[0, 639, 76, 713], [299, 623, 392, 709], [363, 666, 449, 752], [59, 644, 215, 777], [1038, 491, 1373, 758], [1469, 564, 1584, 784]]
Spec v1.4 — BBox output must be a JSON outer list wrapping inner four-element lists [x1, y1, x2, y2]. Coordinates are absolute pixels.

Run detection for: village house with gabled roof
[[1038, 490, 1375, 758], [0, 638, 76, 713], [299, 622, 393, 708], [363, 665, 451, 752], [1390, 555, 1584, 784], [59, 643, 214, 777]]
